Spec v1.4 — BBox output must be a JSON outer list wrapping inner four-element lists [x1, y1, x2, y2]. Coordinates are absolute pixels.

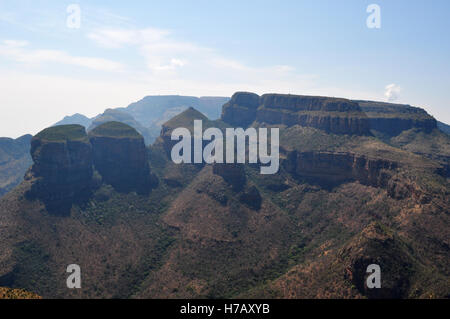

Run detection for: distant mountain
[[0, 134, 32, 198], [438, 121, 450, 135], [88, 109, 154, 145], [0, 92, 448, 299], [52, 96, 230, 145], [124, 95, 229, 127], [53, 113, 92, 128], [121, 95, 229, 144]]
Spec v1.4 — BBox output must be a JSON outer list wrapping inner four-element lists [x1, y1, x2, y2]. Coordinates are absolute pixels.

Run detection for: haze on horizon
[[0, 0, 449, 138]]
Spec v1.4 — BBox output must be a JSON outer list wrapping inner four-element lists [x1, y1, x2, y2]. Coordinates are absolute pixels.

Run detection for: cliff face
[[27, 125, 93, 215], [283, 150, 397, 188], [221, 92, 260, 127], [89, 122, 153, 194], [221, 92, 371, 135], [356, 100, 437, 136]]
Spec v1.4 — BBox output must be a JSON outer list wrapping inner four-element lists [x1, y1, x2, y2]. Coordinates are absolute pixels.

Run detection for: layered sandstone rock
[[221, 92, 260, 127], [221, 92, 371, 135], [283, 150, 397, 188], [27, 125, 93, 215], [356, 100, 437, 136], [88, 122, 154, 194]]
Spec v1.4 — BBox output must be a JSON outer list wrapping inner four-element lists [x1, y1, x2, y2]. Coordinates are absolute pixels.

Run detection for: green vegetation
[[0, 95, 449, 299], [34, 124, 88, 142], [89, 121, 142, 138]]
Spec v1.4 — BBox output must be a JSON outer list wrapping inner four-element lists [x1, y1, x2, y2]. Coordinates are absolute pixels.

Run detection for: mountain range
[[0, 92, 448, 299]]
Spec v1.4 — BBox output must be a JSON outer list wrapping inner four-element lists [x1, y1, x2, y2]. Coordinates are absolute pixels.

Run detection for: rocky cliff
[[89, 122, 154, 194], [26, 125, 93, 215], [356, 100, 437, 136], [222, 92, 371, 135], [283, 150, 397, 188]]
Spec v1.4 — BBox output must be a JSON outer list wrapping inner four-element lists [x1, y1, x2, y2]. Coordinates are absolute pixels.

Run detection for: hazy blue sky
[[0, 0, 449, 137]]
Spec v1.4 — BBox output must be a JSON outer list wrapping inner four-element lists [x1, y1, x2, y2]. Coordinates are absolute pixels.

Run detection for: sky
[[0, 0, 449, 138]]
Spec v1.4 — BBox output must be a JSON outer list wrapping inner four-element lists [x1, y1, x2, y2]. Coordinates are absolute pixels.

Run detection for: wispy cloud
[[384, 83, 401, 102], [0, 40, 123, 72]]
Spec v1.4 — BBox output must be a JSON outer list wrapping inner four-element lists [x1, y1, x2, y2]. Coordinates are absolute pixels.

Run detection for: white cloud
[[87, 28, 169, 48], [0, 40, 123, 72], [384, 83, 401, 102]]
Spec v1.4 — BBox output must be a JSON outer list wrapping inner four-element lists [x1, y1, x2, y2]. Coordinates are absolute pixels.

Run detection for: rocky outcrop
[[356, 100, 437, 136], [387, 177, 431, 204], [339, 223, 414, 299], [366, 117, 436, 136], [89, 122, 154, 194], [221, 92, 260, 127], [26, 125, 93, 215], [221, 92, 371, 135], [212, 163, 246, 191], [89, 108, 153, 145], [239, 185, 262, 210], [159, 107, 212, 162], [283, 150, 397, 188]]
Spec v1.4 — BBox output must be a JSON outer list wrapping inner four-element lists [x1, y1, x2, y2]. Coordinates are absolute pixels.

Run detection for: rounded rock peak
[[230, 92, 260, 109], [89, 121, 142, 139], [34, 124, 88, 142]]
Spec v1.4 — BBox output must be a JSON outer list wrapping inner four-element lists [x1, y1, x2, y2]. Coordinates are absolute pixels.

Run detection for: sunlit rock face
[[222, 92, 371, 135]]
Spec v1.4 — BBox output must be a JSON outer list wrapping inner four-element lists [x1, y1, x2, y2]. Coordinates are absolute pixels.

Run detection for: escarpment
[[88, 122, 154, 194], [222, 92, 371, 135], [26, 125, 93, 215], [283, 150, 397, 188], [221, 93, 438, 137], [356, 100, 437, 136]]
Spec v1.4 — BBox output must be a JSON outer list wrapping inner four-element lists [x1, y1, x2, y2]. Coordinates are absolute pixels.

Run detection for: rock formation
[[222, 92, 371, 135], [283, 150, 397, 188], [88, 122, 154, 194], [88, 108, 153, 145], [339, 222, 414, 299], [356, 100, 437, 136], [26, 125, 93, 215], [212, 163, 246, 191], [239, 185, 262, 210]]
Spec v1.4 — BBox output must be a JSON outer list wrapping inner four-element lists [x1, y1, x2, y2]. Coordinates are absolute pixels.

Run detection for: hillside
[[0, 134, 32, 198], [0, 93, 448, 299], [438, 121, 450, 135]]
